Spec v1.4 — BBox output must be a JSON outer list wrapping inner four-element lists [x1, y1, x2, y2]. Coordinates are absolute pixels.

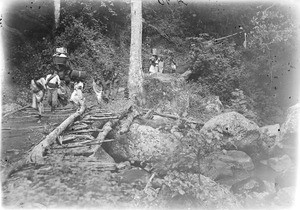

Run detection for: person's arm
[[56, 75, 61, 87], [30, 80, 35, 92]]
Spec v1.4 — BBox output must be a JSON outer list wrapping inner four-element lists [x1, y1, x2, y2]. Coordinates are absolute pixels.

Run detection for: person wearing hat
[[149, 49, 159, 74]]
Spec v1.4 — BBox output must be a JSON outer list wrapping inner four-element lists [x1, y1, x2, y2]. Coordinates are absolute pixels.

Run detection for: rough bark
[[154, 111, 204, 125], [128, 0, 144, 105], [57, 134, 95, 144], [27, 101, 86, 163], [54, 0, 61, 29], [119, 109, 140, 134], [89, 108, 130, 157]]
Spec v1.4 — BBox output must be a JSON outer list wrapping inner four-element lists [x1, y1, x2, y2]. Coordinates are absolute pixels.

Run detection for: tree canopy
[[2, 0, 299, 124]]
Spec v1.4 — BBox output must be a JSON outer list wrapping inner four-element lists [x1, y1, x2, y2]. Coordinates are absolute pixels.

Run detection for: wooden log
[[180, 70, 192, 80], [3, 105, 31, 118], [69, 123, 89, 131], [27, 101, 86, 163], [67, 129, 100, 135], [52, 139, 115, 149], [119, 108, 140, 134], [89, 108, 130, 157], [83, 112, 113, 117], [82, 116, 118, 121], [78, 138, 114, 144], [2, 125, 45, 131], [143, 108, 154, 120], [142, 103, 161, 119], [153, 111, 204, 125], [58, 134, 95, 144], [80, 120, 96, 124], [93, 113, 114, 116], [7, 115, 37, 119]]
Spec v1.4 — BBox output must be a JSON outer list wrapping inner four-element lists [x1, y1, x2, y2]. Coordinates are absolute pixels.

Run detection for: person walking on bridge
[[30, 76, 46, 122], [46, 69, 61, 112]]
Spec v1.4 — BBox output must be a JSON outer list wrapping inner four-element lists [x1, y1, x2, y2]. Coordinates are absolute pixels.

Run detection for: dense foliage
[[3, 0, 298, 124]]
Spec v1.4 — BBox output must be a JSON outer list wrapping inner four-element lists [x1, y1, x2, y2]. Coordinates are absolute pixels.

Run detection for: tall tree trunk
[[128, 0, 144, 106], [54, 0, 61, 29]]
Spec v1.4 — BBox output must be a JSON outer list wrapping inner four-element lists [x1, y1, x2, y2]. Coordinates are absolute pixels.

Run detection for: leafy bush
[[188, 39, 245, 104]]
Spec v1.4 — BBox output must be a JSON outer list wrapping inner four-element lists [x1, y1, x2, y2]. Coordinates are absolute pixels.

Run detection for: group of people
[[30, 68, 84, 123], [149, 53, 164, 74], [148, 48, 177, 74]]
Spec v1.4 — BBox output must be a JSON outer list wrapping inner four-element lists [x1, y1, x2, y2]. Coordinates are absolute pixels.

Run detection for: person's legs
[[37, 102, 42, 123], [51, 88, 58, 111], [36, 90, 44, 123], [32, 93, 37, 109], [48, 89, 52, 108]]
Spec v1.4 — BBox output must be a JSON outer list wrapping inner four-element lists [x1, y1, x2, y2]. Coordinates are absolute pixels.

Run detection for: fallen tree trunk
[[89, 108, 130, 157], [119, 108, 140, 134], [27, 101, 86, 164], [153, 111, 204, 125], [67, 129, 100, 134], [3, 105, 30, 118], [82, 116, 118, 121], [2, 125, 45, 131], [69, 123, 89, 131], [58, 134, 95, 144], [52, 140, 115, 150]]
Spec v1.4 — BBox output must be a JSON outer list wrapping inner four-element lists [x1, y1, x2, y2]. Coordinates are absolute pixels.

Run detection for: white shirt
[[46, 74, 61, 89], [30, 77, 46, 92]]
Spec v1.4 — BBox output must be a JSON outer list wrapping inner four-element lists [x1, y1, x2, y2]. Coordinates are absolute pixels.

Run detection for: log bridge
[[1, 101, 203, 184]]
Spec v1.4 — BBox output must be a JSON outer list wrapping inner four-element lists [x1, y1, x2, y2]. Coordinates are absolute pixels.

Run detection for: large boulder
[[276, 103, 299, 159], [199, 111, 260, 150], [280, 103, 300, 138], [106, 122, 180, 164], [267, 154, 292, 173], [259, 124, 280, 138], [200, 150, 254, 181]]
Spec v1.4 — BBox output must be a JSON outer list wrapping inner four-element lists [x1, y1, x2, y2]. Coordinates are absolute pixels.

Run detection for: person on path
[[70, 81, 84, 110], [149, 50, 159, 74], [158, 57, 164, 73], [30, 76, 47, 122], [46, 70, 61, 112]]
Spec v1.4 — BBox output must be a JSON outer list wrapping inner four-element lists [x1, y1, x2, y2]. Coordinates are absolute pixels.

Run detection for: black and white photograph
[[1, 0, 299, 209]]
